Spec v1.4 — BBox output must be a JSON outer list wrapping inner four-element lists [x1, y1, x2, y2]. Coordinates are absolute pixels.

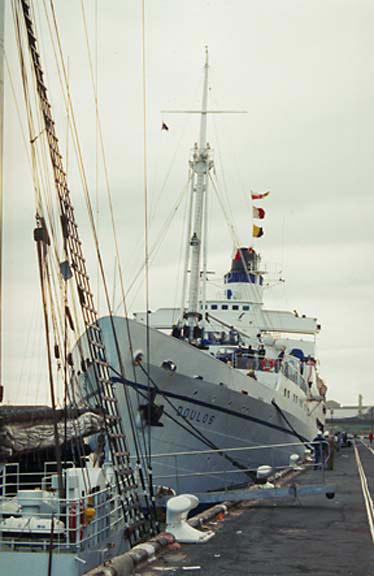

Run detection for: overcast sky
[[3, 0, 374, 406]]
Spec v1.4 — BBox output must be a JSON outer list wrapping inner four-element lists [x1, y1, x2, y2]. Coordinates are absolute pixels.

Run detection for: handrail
[[131, 440, 310, 459]]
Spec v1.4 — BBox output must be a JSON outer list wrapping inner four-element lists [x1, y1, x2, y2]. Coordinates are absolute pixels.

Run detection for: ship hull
[[77, 316, 322, 496]]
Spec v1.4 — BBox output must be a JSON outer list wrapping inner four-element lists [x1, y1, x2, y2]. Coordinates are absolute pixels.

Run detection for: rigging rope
[[271, 399, 308, 444], [50, 0, 157, 528], [78, 0, 157, 518], [12, 0, 93, 492], [15, 0, 156, 539], [118, 174, 192, 310]]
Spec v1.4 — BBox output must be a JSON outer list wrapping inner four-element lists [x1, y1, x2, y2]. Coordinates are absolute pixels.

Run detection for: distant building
[[326, 399, 374, 434]]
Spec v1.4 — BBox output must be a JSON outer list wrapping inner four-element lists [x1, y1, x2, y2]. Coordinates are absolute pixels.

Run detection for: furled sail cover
[[0, 409, 103, 460]]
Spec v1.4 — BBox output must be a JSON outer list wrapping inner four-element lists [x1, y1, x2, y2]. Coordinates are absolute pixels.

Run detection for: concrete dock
[[140, 441, 374, 576]]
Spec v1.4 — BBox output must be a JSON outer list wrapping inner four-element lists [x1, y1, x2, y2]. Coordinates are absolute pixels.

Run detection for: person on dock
[[312, 430, 329, 469], [324, 431, 335, 470]]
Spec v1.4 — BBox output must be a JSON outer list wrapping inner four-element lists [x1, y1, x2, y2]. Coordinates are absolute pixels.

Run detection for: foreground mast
[[17, 0, 147, 540]]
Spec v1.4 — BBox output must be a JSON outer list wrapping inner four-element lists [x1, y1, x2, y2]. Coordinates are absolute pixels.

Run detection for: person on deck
[[193, 324, 202, 342], [182, 323, 190, 341], [276, 348, 285, 372], [171, 324, 181, 339], [258, 345, 266, 369], [247, 345, 255, 369], [229, 326, 239, 345]]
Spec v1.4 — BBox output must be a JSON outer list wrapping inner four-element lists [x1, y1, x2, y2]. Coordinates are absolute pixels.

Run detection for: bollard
[[166, 494, 214, 543]]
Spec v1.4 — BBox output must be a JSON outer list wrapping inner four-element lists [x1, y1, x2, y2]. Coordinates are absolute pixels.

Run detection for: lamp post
[[330, 409, 334, 434]]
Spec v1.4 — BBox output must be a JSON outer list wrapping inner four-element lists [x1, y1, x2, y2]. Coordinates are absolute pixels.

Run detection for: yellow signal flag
[[252, 224, 264, 238]]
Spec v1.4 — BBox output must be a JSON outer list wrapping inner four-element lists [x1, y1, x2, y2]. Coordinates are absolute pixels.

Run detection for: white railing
[[132, 440, 330, 491], [0, 464, 124, 551]]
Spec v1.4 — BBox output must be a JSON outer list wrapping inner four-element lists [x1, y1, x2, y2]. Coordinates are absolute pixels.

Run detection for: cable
[[271, 399, 308, 444]]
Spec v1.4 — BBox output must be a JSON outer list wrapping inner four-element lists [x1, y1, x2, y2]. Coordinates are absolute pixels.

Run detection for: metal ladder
[[19, 0, 147, 542]]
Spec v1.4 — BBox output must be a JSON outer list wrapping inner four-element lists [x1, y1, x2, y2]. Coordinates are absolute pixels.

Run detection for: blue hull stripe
[[114, 378, 310, 443]]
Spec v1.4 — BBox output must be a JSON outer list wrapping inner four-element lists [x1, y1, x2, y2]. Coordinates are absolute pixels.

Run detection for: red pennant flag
[[251, 190, 270, 200], [253, 206, 265, 219]]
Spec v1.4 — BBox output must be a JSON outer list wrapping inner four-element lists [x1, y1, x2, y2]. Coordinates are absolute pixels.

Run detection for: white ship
[[77, 50, 327, 499]]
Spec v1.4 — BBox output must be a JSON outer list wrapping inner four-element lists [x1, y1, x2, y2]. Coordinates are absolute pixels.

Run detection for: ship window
[[287, 391, 290, 399], [211, 304, 218, 310], [232, 305, 239, 310], [243, 305, 249, 311], [222, 304, 228, 310], [284, 388, 287, 397]]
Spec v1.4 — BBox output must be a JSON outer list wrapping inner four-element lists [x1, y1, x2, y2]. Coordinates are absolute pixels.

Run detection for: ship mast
[[184, 47, 212, 338], [16, 0, 147, 541]]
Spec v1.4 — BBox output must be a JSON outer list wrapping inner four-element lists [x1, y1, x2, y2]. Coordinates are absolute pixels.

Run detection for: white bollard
[[289, 453, 304, 471], [304, 448, 313, 462], [256, 465, 273, 482], [166, 494, 215, 543], [255, 465, 274, 489]]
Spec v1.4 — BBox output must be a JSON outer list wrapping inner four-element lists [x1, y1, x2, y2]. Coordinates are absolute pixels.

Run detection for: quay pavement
[[140, 440, 374, 576]]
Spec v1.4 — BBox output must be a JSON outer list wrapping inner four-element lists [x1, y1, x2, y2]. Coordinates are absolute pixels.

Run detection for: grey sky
[[3, 0, 374, 406]]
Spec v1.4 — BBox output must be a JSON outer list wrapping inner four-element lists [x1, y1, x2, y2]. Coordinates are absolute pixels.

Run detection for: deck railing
[[0, 463, 124, 551]]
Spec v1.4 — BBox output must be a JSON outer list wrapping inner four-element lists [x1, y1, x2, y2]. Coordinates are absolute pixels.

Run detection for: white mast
[[185, 47, 212, 338], [170, 50, 246, 340]]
